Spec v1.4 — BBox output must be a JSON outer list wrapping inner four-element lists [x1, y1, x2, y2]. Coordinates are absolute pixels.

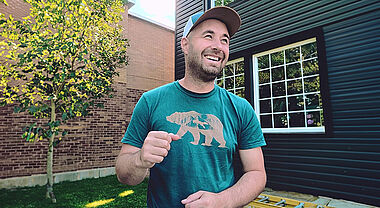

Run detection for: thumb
[[181, 191, 204, 204], [169, 133, 181, 141]]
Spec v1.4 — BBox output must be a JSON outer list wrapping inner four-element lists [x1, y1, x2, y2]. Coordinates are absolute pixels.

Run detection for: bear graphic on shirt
[[166, 111, 226, 148]]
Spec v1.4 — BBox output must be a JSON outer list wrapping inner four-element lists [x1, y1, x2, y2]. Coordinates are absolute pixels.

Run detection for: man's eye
[[204, 35, 212, 39], [221, 39, 229, 44]]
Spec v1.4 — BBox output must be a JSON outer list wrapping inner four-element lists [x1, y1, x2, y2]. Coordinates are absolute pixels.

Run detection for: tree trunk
[[46, 99, 56, 203]]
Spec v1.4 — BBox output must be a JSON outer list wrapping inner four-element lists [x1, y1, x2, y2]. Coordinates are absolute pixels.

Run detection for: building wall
[[175, 0, 380, 206], [175, 0, 204, 80], [0, 0, 174, 180], [125, 14, 175, 90]]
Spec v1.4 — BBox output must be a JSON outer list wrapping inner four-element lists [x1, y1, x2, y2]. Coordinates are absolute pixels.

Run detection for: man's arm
[[116, 131, 180, 186], [115, 144, 148, 186], [182, 147, 266, 208]]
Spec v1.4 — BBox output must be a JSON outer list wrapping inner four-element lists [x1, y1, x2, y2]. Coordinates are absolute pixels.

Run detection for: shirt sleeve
[[238, 99, 266, 150], [121, 95, 150, 148]]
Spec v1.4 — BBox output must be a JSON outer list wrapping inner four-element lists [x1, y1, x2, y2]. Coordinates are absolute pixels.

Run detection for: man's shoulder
[[143, 81, 177, 98], [217, 85, 251, 107]]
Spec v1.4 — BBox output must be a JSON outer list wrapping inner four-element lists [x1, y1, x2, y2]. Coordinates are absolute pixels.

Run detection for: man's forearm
[[115, 150, 149, 186], [219, 170, 266, 208]]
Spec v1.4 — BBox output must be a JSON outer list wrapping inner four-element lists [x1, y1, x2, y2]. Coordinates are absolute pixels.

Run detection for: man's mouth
[[204, 55, 221, 62]]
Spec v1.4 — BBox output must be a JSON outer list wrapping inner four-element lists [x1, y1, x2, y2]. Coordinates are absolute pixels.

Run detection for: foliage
[[0, 0, 129, 143], [0, 176, 148, 208], [215, 0, 235, 6]]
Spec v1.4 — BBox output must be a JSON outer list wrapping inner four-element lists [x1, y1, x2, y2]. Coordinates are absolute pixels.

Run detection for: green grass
[[0, 175, 148, 208]]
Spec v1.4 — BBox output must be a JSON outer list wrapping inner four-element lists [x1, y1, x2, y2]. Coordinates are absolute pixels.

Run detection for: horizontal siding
[[229, 0, 380, 54], [228, 0, 380, 206], [175, 0, 380, 206], [175, 0, 203, 80]]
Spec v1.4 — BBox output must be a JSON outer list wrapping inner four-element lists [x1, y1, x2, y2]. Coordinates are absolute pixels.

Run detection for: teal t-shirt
[[122, 81, 266, 208]]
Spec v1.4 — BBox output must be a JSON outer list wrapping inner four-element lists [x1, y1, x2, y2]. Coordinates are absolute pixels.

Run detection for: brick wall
[[0, 83, 145, 178], [123, 14, 175, 90], [0, 0, 175, 179]]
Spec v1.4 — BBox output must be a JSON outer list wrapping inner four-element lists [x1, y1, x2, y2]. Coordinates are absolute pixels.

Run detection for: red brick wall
[[0, 83, 144, 178], [123, 14, 175, 90], [0, 1, 174, 179]]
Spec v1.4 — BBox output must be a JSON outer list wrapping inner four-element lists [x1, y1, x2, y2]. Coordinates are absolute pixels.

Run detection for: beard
[[187, 48, 226, 83]]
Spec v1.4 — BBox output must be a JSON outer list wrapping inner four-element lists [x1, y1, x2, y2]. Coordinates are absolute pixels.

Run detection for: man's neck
[[178, 76, 215, 94]]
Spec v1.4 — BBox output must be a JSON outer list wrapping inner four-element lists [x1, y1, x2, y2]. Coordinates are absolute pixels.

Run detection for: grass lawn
[[0, 175, 148, 208]]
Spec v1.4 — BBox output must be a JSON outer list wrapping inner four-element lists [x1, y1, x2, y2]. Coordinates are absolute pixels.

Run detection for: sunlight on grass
[[84, 190, 135, 207], [119, 190, 134, 197], [85, 198, 115, 208]]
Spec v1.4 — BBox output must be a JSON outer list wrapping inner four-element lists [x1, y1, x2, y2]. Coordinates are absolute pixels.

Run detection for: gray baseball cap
[[182, 6, 241, 38]]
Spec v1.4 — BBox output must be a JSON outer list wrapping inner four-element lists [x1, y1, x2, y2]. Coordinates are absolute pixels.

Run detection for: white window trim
[[216, 57, 245, 96], [252, 38, 325, 134]]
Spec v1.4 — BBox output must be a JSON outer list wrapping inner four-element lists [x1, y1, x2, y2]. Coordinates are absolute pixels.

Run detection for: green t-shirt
[[122, 81, 266, 208]]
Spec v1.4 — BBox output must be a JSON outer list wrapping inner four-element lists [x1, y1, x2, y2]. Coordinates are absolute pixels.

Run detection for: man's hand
[[138, 131, 180, 169], [181, 191, 225, 208]]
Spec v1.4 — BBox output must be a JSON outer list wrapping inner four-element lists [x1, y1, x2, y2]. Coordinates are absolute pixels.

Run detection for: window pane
[[272, 82, 285, 97], [235, 75, 244, 88], [303, 59, 319, 76], [285, 46, 300, 63], [304, 76, 320, 93], [225, 77, 233, 89], [286, 62, 301, 79], [272, 66, 285, 82], [225, 64, 233, 76], [216, 79, 224, 88], [289, 112, 305, 127], [306, 111, 322, 127], [306, 93, 322, 110], [288, 95, 304, 111], [260, 99, 272, 113], [259, 84, 271, 98], [236, 61, 244, 74], [235, 88, 245, 98], [273, 98, 286, 112], [260, 115, 272, 128], [217, 71, 223, 79], [271, 51, 283, 67], [253, 40, 324, 132], [274, 113, 288, 128], [259, 69, 270, 84], [287, 79, 303, 95], [258, 55, 269, 69], [302, 42, 317, 59]]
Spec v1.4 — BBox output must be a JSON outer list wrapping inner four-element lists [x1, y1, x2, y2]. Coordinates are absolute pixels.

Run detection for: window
[[214, 0, 235, 6], [253, 38, 325, 133], [216, 58, 245, 98]]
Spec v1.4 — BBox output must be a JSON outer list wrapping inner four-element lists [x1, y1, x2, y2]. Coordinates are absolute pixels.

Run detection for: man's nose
[[210, 39, 223, 51]]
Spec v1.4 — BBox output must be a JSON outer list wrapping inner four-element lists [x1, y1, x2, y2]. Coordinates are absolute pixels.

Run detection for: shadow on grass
[[0, 175, 148, 208]]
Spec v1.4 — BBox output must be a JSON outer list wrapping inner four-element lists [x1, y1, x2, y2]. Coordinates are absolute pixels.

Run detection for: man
[[116, 6, 266, 208]]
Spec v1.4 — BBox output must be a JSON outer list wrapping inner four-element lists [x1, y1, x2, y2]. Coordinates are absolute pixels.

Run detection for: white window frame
[[216, 57, 245, 97], [252, 38, 325, 134]]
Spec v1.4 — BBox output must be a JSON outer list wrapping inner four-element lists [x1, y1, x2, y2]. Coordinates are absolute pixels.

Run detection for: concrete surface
[[0, 167, 115, 189], [262, 188, 378, 208]]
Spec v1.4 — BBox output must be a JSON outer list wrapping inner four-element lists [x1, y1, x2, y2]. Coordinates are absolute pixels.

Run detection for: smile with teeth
[[205, 55, 221, 62]]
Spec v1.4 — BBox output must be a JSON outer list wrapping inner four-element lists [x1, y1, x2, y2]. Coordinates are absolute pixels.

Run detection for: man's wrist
[[217, 191, 234, 208], [134, 150, 148, 170]]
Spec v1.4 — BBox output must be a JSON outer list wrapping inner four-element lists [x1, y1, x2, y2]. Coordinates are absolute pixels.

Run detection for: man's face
[[183, 19, 230, 82]]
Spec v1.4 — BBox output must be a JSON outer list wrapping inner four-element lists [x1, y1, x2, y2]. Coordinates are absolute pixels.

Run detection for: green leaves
[[1, 0, 129, 144]]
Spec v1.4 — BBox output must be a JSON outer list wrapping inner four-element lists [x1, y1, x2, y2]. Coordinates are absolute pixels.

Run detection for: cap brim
[[191, 6, 241, 37]]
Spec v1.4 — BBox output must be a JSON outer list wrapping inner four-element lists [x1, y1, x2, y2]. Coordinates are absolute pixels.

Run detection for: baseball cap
[[182, 6, 241, 38]]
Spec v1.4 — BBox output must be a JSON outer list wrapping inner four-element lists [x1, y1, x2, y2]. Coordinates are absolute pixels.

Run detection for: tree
[[0, 0, 129, 202]]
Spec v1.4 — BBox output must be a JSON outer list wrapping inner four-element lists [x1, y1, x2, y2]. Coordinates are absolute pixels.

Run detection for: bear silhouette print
[[166, 111, 226, 148]]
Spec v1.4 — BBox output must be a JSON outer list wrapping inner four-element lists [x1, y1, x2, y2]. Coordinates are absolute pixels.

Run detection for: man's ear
[[181, 37, 189, 55]]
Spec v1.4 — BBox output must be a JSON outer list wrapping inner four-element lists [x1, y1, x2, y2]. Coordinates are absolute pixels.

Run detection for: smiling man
[[116, 6, 267, 208]]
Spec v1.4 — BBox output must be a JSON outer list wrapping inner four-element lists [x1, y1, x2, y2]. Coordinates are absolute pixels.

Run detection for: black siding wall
[[175, 0, 204, 80], [175, 0, 380, 206]]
